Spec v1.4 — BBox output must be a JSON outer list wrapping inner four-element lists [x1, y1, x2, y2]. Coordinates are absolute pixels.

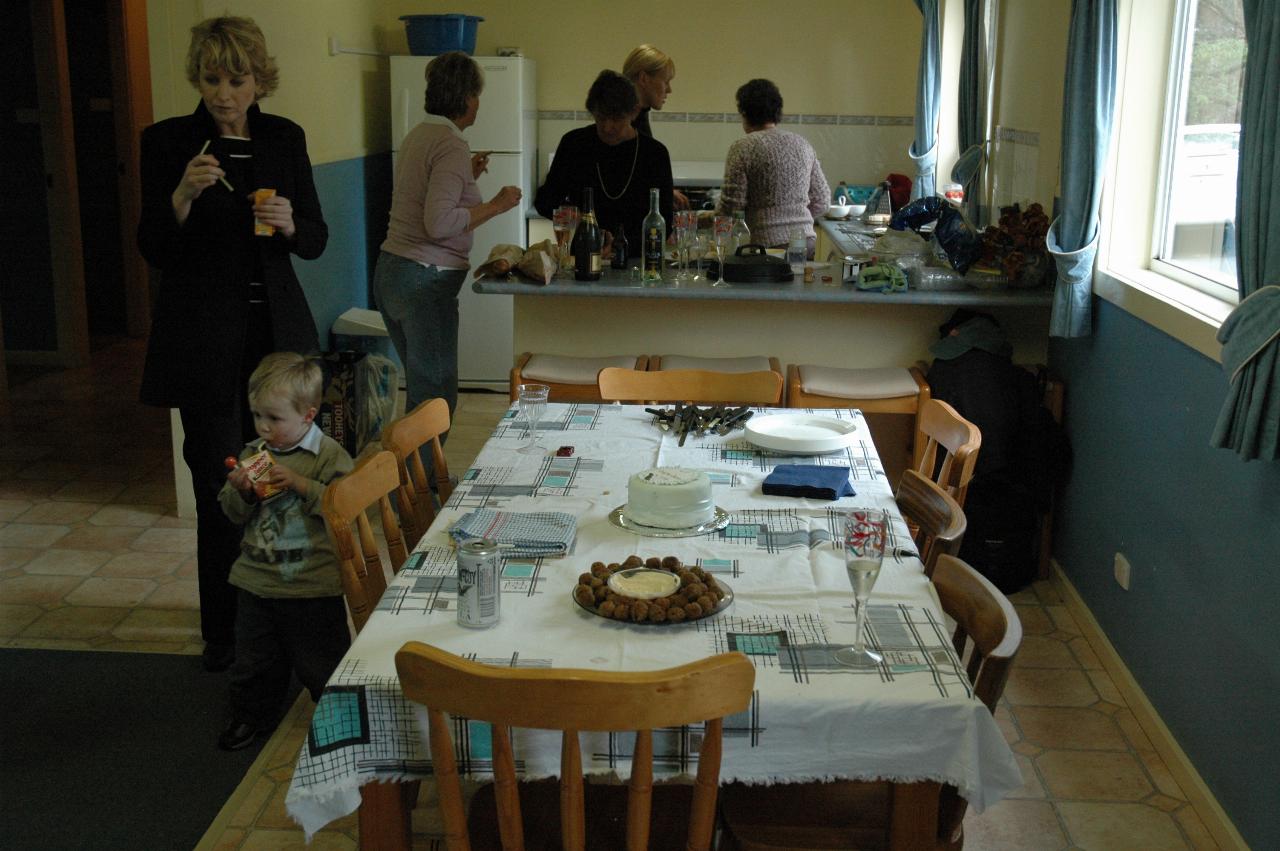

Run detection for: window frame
[[1147, 0, 1242, 303], [1094, 0, 1238, 362]]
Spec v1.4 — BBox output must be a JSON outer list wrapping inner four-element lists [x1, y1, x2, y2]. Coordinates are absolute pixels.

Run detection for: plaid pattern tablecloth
[[287, 404, 1021, 838]]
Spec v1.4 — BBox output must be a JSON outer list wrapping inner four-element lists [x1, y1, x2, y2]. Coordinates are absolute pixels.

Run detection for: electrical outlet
[[1113, 552, 1131, 590]]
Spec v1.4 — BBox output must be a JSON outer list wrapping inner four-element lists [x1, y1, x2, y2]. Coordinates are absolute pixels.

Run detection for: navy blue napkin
[[762, 465, 855, 500]]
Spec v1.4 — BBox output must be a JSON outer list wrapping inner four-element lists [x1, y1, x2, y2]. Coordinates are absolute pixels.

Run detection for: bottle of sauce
[[610, 223, 629, 270], [642, 188, 665, 282], [572, 187, 602, 281]]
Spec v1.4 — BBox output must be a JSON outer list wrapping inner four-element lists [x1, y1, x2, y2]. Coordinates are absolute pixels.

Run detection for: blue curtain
[[1211, 1, 1280, 460], [1046, 0, 1116, 337], [957, 0, 982, 219], [910, 0, 941, 199]]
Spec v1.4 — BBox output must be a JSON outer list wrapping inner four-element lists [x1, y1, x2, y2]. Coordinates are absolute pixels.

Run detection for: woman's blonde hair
[[622, 44, 674, 82], [248, 353, 323, 414], [185, 16, 279, 99]]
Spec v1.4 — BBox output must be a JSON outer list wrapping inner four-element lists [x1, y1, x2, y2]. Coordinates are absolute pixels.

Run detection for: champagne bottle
[[729, 211, 751, 255], [610, 223, 629, 270], [572, 187, 602, 281], [642, 188, 665, 282]]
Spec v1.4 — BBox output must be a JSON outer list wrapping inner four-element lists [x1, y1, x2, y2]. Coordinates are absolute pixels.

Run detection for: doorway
[[0, 0, 151, 388]]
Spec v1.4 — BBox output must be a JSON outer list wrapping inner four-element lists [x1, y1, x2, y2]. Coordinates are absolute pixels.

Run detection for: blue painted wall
[[292, 152, 392, 346], [1049, 298, 1279, 849]]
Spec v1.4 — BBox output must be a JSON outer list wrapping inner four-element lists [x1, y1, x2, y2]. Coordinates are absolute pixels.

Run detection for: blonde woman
[[623, 44, 689, 210], [137, 16, 327, 673]]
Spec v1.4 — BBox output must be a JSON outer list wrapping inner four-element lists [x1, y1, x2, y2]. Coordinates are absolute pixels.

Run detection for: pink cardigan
[[381, 116, 481, 268]]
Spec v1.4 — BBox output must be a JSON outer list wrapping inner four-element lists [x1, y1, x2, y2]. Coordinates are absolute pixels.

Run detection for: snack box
[[241, 450, 287, 501]]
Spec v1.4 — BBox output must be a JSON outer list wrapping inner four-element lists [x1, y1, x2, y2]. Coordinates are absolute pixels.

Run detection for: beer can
[[456, 539, 501, 628]]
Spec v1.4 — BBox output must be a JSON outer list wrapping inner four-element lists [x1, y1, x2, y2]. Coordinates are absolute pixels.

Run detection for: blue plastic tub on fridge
[[400, 14, 483, 56]]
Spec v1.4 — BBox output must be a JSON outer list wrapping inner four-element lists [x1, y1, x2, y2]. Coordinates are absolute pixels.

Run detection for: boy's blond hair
[[248, 353, 322, 414]]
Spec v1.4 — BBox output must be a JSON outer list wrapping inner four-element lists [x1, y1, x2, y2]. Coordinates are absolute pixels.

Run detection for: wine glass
[[689, 232, 708, 280], [674, 211, 694, 281], [711, 214, 732, 287], [553, 205, 579, 274], [833, 509, 889, 668], [516, 383, 550, 454]]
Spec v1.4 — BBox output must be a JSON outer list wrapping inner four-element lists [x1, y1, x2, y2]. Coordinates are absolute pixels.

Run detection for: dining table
[[285, 402, 1022, 846]]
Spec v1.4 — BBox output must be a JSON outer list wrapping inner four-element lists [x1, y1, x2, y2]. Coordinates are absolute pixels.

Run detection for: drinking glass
[[689, 232, 709, 280], [674, 211, 695, 281], [553, 205, 579, 274], [833, 509, 889, 667], [516, 383, 550, 454], [711, 215, 732, 286]]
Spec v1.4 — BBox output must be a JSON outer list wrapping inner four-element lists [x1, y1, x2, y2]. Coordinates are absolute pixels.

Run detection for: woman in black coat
[[137, 16, 327, 672]]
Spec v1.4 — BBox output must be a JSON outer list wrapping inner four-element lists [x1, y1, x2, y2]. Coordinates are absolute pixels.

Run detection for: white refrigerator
[[389, 56, 536, 390]]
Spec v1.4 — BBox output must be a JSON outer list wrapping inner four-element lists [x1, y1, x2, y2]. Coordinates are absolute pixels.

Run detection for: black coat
[[137, 102, 327, 409]]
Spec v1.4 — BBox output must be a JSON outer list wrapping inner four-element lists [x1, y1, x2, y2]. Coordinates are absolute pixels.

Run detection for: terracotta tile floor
[[4, 340, 1220, 849]]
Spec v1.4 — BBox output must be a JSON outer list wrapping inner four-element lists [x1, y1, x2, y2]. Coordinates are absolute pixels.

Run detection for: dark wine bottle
[[610, 223, 629, 270], [572, 187, 602, 281]]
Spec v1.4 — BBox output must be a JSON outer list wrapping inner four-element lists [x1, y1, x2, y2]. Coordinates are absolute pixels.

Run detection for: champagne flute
[[674, 211, 694, 281], [711, 214, 732, 287], [833, 509, 889, 667], [552, 206, 575, 276], [689, 232, 708, 280], [516, 383, 550, 454]]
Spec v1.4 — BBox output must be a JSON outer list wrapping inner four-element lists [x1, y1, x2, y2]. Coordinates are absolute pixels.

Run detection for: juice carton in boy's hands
[[240, 450, 287, 501]]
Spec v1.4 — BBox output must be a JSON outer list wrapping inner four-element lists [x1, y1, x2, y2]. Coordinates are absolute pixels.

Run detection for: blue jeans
[[372, 250, 467, 422]]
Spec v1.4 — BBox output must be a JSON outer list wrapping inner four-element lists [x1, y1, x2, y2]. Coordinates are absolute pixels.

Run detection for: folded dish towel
[[449, 509, 577, 557], [762, 465, 855, 500]]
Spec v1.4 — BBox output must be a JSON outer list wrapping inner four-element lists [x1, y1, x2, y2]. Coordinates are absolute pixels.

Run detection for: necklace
[[596, 136, 640, 200]]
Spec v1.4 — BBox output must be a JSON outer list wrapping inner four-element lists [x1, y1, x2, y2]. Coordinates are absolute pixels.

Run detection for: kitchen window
[[1150, 0, 1245, 302]]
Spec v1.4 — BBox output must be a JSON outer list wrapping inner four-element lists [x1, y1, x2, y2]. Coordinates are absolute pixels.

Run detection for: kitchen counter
[[477, 218, 1052, 375], [473, 268, 1052, 306]]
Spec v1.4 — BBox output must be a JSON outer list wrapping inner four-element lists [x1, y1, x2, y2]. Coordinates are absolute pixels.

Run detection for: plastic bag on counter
[[871, 228, 931, 259], [889, 195, 946, 233], [934, 206, 984, 274]]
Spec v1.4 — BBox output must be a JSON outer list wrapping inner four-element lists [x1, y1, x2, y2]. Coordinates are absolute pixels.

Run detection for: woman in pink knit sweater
[[716, 78, 830, 257]]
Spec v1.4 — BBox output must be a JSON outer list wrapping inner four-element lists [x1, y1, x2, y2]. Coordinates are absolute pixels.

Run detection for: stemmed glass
[[833, 509, 889, 667], [515, 383, 550, 454], [711, 214, 732, 286], [674, 211, 695, 281], [552, 205, 579, 275], [689, 231, 708, 280]]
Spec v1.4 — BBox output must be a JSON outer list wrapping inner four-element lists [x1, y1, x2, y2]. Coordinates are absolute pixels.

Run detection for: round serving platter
[[572, 577, 734, 625], [607, 505, 730, 538], [744, 413, 860, 455]]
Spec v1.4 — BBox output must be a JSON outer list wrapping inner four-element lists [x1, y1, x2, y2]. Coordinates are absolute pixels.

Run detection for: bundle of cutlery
[[643, 404, 756, 446]]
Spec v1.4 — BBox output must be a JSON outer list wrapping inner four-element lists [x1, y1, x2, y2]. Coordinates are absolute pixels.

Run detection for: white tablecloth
[[287, 404, 1021, 837]]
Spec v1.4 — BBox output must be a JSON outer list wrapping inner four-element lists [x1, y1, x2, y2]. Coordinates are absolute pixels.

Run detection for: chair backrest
[[930, 554, 1022, 844], [321, 450, 407, 633], [895, 469, 967, 579], [381, 397, 453, 552], [597, 367, 783, 405], [395, 643, 755, 851], [915, 399, 981, 507]]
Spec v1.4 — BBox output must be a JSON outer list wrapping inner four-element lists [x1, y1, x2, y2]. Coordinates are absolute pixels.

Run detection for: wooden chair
[[598, 367, 784, 406], [510, 352, 647, 403], [718, 555, 1021, 851], [649, 354, 782, 384], [381, 397, 453, 552], [394, 643, 755, 851], [787, 364, 930, 487], [895, 468, 967, 579], [930, 554, 1024, 847], [916, 398, 982, 507], [321, 449, 407, 634]]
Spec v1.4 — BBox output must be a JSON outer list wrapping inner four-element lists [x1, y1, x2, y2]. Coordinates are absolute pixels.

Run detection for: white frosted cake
[[626, 467, 714, 529]]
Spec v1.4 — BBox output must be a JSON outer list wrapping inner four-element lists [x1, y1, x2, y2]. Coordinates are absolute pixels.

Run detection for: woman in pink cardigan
[[373, 52, 521, 422]]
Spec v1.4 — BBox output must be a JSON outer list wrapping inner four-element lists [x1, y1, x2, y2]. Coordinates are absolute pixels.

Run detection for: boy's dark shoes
[[217, 720, 260, 751], [202, 642, 235, 672]]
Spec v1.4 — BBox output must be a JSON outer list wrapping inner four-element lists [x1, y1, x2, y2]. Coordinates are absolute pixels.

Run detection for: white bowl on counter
[[826, 204, 853, 219]]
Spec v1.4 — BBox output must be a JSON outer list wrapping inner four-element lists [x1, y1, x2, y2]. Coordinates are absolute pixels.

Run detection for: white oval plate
[[744, 414, 859, 454]]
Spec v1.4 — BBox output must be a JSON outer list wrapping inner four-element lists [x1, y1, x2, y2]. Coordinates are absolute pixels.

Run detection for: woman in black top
[[534, 70, 673, 260], [136, 16, 327, 672]]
